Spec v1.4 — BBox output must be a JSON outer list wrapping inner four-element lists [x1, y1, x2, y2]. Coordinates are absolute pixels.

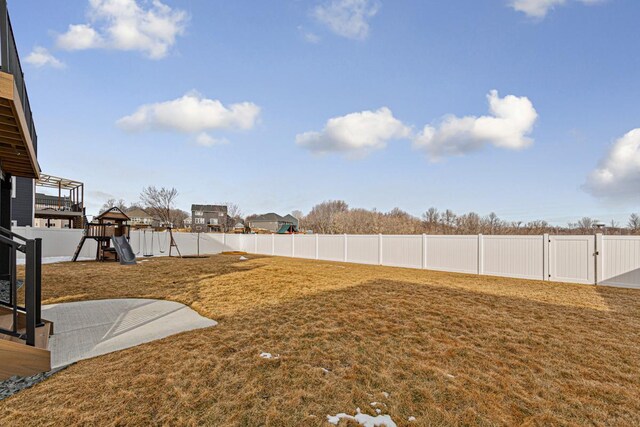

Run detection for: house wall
[[191, 209, 227, 232], [249, 220, 280, 232], [11, 177, 33, 226]]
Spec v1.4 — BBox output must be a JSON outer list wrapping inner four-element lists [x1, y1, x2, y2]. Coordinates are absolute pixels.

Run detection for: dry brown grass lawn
[[1, 255, 639, 426]]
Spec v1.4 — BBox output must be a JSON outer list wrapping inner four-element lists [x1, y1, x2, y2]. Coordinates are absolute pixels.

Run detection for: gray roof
[[251, 213, 283, 222], [251, 213, 298, 223], [191, 204, 227, 213]]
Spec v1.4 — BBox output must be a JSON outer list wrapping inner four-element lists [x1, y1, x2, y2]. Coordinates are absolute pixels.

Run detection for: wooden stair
[[71, 235, 87, 262], [0, 306, 53, 380]]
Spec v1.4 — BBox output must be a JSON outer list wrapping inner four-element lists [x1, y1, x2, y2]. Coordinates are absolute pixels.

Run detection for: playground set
[[72, 207, 181, 264]]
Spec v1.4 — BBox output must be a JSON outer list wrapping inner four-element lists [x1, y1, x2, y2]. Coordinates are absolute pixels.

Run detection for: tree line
[[100, 192, 640, 235], [294, 201, 640, 235]]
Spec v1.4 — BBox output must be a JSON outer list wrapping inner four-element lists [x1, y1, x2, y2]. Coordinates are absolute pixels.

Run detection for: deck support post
[[0, 173, 11, 278]]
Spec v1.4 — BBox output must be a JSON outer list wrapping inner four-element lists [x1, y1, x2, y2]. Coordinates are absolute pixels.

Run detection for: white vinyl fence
[[12, 227, 640, 289]]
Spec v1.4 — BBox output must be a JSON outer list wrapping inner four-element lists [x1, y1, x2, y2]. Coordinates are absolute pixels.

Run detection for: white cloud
[[25, 47, 66, 69], [195, 133, 229, 147], [584, 129, 640, 201], [56, 24, 103, 51], [56, 0, 187, 59], [314, 0, 380, 40], [117, 92, 260, 146], [509, 0, 606, 18], [296, 107, 410, 157], [413, 90, 538, 160]]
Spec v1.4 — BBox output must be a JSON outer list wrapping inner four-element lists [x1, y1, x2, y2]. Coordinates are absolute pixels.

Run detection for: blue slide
[[112, 235, 137, 265]]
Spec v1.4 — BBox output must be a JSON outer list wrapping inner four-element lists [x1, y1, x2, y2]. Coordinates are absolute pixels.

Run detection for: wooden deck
[[0, 71, 39, 179], [0, 306, 52, 380]]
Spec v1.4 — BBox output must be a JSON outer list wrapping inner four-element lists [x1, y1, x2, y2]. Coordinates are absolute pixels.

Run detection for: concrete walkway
[[42, 299, 217, 368]]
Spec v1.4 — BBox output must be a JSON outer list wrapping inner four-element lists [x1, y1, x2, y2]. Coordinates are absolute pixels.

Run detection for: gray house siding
[[11, 177, 33, 226], [249, 220, 280, 233], [191, 204, 228, 232]]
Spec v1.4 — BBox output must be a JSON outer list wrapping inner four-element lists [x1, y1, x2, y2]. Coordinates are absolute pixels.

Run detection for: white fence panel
[[10, 227, 640, 289], [224, 234, 242, 252], [601, 236, 640, 288], [549, 235, 595, 285], [256, 235, 272, 255], [345, 235, 379, 265], [483, 235, 544, 280], [318, 235, 345, 262], [293, 234, 316, 259], [425, 235, 478, 274], [273, 234, 293, 257], [15, 227, 95, 259], [382, 235, 423, 269]]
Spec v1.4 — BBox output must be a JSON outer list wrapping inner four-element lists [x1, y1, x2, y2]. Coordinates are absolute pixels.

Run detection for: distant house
[[191, 204, 228, 232], [248, 213, 299, 233], [126, 208, 157, 228], [232, 221, 246, 234]]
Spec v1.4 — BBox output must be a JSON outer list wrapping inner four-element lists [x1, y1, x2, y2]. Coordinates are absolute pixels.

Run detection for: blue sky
[[11, 0, 640, 224]]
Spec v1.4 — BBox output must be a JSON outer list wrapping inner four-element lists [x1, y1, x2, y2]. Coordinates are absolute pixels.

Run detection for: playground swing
[[141, 229, 152, 257], [156, 231, 166, 254]]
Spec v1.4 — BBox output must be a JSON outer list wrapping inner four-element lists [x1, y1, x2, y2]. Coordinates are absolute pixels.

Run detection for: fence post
[[35, 238, 42, 325], [315, 234, 319, 260], [291, 233, 295, 257], [595, 233, 604, 285], [543, 234, 550, 281], [378, 234, 383, 265], [478, 234, 484, 275], [422, 234, 427, 269], [24, 239, 36, 346], [344, 234, 348, 262], [272, 233, 275, 255]]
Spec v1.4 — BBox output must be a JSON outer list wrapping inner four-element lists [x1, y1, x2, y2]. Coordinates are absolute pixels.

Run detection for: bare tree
[[629, 213, 640, 233], [440, 209, 457, 234], [171, 209, 190, 228], [100, 198, 127, 214], [304, 200, 349, 234], [570, 217, 599, 233], [422, 207, 439, 233], [218, 202, 243, 230], [139, 186, 179, 227]]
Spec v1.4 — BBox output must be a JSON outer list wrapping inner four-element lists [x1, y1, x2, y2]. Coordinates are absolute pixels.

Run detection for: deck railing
[[0, 226, 41, 346], [0, 0, 37, 152]]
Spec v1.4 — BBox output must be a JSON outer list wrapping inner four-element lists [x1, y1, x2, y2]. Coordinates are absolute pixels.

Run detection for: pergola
[[35, 174, 85, 228]]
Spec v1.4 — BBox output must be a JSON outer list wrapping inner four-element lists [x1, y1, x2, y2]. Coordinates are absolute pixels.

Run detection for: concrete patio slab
[[42, 299, 217, 368]]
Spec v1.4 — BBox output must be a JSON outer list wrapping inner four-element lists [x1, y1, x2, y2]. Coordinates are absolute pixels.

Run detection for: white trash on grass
[[259, 352, 280, 359], [327, 408, 397, 427]]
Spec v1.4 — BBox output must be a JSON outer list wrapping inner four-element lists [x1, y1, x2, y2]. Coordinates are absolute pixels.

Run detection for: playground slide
[[111, 236, 137, 265]]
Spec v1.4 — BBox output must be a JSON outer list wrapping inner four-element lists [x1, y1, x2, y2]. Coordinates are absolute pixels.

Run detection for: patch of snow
[[408, 416, 416, 422], [445, 373, 455, 379], [327, 408, 397, 427], [321, 368, 330, 374], [259, 352, 280, 359], [382, 392, 390, 398], [370, 402, 386, 407], [239, 256, 248, 260], [376, 409, 381, 414]]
